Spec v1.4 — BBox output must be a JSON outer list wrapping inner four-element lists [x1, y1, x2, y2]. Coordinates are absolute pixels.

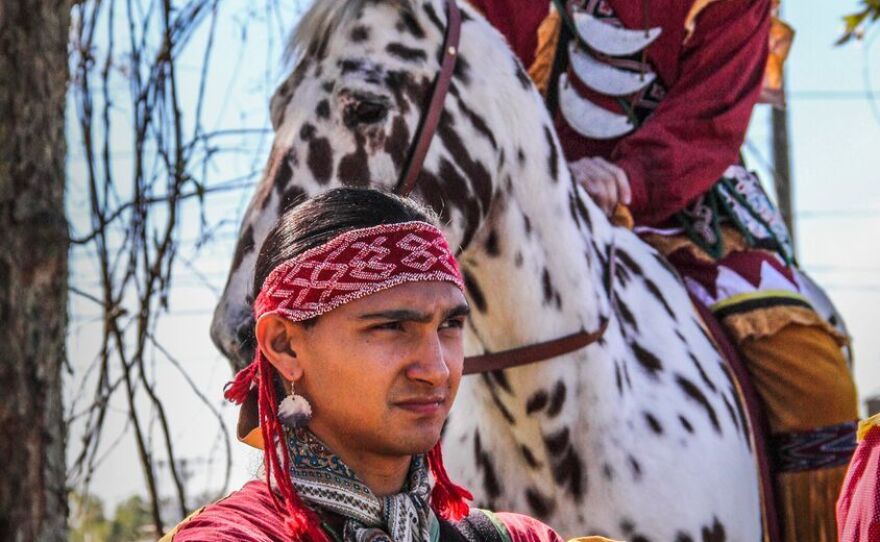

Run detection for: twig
[[148, 334, 233, 496]]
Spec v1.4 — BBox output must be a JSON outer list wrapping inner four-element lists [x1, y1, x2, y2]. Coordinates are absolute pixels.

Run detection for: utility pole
[[771, 79, 796, 251], [767, 1, 796, 252]]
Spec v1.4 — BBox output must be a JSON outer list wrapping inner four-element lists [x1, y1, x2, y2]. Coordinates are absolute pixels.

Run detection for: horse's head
[[212, 0, 541, 367]]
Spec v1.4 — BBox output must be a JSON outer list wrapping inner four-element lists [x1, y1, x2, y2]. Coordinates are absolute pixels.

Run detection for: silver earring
[[278, 383, 312, 428]]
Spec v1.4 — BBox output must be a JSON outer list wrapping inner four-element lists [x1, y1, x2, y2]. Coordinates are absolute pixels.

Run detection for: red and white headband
[[253, 221, 464, 323]]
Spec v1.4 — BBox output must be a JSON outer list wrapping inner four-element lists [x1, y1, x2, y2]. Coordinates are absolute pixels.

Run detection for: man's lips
[[393, 396, 447, 414]]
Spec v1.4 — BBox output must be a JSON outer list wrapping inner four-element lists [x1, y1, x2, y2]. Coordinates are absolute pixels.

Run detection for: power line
[[797, 210, 880, 219], [787, 90, 880, 101]]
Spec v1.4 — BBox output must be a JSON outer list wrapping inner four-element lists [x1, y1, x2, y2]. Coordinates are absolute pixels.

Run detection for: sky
[[65, 0, 880, 521]]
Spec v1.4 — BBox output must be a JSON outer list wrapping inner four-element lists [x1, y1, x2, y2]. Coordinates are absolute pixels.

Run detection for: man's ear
[[255, 314, 304, 383]]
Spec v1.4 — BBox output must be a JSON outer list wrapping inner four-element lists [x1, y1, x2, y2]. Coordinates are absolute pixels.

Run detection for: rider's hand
[[569, 156, 632, 216]]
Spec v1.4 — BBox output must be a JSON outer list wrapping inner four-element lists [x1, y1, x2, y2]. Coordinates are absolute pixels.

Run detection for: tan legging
[[739, 323, 858, 542]]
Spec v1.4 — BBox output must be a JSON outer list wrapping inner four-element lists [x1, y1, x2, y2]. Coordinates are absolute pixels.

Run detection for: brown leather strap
[[464, 241, 617, 374], [396, 0, 462, 196], [689, 295, 782, 542], [393, 0, 614, 373], [463, 320, 609, 374]]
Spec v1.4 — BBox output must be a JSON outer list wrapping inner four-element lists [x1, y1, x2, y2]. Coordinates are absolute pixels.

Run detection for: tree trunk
[[0, 0, 71, 540]]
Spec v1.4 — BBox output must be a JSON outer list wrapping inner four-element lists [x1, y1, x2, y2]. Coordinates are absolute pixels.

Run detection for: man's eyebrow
[[357, 304, 470, 323], [358, 309, 433, 323], [444, 304, 470, 319]]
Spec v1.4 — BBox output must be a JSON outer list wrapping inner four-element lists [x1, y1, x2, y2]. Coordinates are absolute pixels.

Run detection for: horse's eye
[[344, 98, 389, 127]]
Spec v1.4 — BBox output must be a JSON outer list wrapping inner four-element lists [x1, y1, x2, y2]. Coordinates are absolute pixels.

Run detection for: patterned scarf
[[286, 427, 439, 542]]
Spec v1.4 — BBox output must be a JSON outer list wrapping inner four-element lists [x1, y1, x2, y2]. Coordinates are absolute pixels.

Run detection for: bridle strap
[[396, 0, 462, 197], [463, 320, 610, 375], [464, 241, 617, 374], [392, 0, 614, 373]]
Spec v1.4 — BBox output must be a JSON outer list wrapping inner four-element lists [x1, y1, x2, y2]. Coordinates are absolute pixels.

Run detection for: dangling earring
[[278, 383, 312, 428]]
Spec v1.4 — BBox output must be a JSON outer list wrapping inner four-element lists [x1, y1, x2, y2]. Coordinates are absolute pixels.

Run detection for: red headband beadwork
[[254, 221, 464, 322]]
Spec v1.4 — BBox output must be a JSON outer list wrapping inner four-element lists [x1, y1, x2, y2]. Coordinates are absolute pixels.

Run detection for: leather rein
[[394, 0, 615, 375]]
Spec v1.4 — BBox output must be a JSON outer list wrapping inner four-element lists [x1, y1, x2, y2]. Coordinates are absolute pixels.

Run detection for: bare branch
[[67, 0, 282, 533]]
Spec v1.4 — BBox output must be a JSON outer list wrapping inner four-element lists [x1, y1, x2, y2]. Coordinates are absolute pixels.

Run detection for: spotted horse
[[211, 1, 765, 540]]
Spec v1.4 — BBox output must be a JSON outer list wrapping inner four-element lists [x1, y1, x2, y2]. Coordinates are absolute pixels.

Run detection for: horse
[[210, 1, 764, 539]]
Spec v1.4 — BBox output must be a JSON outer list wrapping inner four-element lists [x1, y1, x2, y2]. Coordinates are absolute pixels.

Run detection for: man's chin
[[385, 427, 443, 456]]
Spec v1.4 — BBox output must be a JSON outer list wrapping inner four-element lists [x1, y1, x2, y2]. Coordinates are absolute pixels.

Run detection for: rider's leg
[[739, 322, 858, 542], [641, 225, 859, 541]]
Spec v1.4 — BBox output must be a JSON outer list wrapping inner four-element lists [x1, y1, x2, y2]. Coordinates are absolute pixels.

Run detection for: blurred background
[[11, 0, 880, 539]]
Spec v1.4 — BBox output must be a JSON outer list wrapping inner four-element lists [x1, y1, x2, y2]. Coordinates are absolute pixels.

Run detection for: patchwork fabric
[[669, 242, 805, 310], [771, 420, 858, 473], [641, 225, 843, 344], [715, 166, 794, 261], [673, 166, 794, 262]]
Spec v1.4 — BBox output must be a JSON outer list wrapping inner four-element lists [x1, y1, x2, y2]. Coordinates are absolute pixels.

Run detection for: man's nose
[[406, 331, 450, 386]]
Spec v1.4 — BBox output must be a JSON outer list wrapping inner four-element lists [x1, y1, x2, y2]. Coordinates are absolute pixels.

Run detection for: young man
[[161, 189, 594, 542], [468, 2, 858, 541]]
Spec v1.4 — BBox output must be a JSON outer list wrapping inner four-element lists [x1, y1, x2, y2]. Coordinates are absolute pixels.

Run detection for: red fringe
[[223, 361, 258, 404], [427, 442, 472, 521], [252, 350, 329, 542]]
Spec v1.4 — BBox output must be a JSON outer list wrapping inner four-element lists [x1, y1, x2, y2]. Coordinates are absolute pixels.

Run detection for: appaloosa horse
[[211, 1, 764, 539]]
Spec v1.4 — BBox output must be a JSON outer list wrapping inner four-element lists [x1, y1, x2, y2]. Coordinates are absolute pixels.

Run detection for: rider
[[469, 1, 858, 541], [162, 188, 610, 542]]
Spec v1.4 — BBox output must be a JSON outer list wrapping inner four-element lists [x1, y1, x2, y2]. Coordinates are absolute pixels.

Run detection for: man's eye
[[441, 318, 465, 330], [374, 321, 404, 331]]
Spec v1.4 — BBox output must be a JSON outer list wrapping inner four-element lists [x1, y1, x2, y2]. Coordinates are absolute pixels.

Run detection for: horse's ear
[[270, 86, 289, 131]]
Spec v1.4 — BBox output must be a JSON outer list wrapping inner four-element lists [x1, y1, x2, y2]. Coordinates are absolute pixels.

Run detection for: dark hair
[[253, 188, 439, 301]]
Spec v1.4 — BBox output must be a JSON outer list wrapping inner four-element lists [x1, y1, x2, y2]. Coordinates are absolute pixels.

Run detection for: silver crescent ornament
[[558, 73, 635, 139], [572, 12, 662, 56], [568, 42, 656, 96]]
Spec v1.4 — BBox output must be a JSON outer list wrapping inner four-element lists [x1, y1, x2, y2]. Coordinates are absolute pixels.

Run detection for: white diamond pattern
[[254, 222, 464, 322]]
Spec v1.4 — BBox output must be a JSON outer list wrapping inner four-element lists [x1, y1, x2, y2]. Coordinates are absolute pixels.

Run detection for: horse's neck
[[458, 107, 616, 360], [463, 187, 613, 343], [438, 0, 623, 419], [455, 126, 626, 464]]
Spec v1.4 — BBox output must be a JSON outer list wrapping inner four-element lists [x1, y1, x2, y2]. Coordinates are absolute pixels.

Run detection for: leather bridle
[[393, 0, 614, 375]]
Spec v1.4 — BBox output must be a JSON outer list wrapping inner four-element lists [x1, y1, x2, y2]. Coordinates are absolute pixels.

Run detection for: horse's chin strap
[[393, 0, 615, 374], [463, 240, 617, 375]]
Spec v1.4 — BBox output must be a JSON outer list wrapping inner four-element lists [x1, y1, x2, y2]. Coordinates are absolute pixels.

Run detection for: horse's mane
[[286, 0, 418, 64]]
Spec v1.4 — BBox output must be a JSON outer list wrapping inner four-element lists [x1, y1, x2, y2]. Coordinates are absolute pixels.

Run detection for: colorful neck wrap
[[224, 221, 471, 542]]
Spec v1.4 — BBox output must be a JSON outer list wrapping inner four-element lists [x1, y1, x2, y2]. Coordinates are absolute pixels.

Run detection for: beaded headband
[[253, 221, 465, 322]]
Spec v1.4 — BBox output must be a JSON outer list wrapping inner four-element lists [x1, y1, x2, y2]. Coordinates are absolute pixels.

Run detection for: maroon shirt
[[166, 480, 564, 542], [837, 421, 880, 542], [470, 0, 770, 225]]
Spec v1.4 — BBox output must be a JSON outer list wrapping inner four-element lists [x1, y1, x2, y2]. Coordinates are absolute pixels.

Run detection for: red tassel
[[427, 442, 472, 521], [249, 350, 329, 542], [223, 360, 258, 404]]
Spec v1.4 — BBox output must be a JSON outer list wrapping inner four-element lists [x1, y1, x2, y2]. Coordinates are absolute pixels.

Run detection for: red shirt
[[469, 0, 770, 225], [165, 480, 564, 542], [837, 419, 880, 542]]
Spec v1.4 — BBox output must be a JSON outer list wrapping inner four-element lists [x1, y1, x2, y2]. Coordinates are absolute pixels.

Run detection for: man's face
[[292, 281, 468, 460]]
